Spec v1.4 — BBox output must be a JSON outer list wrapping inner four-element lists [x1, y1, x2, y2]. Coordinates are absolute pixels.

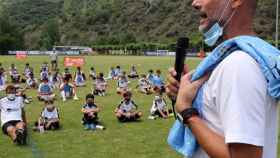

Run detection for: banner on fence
[[16, 51, 27, 60], [64, 57, 85, 67]]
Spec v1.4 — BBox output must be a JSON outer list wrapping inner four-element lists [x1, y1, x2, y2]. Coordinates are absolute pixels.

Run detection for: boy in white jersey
[[128, 65, 139, 79], [34, 100, 60, 132], [0, 85, 27, 145], [81, 94, 105, 130], [9, 64, 21, 84], [148, 95, 172, 120], [49, 69, 62, 89], [93, 73, 107, 96], [115, 91, 143, 122], [26, 72, 38, 89], [137, 74, 152, 94], [40, 67, 49, 81], [116, 75, 129, 95]]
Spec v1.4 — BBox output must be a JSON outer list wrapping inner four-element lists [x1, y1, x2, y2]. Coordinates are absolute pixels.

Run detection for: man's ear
[[231, 0, 243, 8]]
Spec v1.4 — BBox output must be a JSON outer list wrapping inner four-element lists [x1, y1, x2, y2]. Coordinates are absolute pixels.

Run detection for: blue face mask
[[203, 23, 224, 47]]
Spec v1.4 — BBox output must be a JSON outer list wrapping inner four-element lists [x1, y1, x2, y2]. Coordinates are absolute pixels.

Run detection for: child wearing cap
[[81, 94, 105, 130], [115, 91, 143, 122], [33, 100, 60, 132]]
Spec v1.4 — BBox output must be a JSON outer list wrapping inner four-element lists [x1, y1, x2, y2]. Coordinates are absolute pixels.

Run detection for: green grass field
[[0, 56, 279, 158]]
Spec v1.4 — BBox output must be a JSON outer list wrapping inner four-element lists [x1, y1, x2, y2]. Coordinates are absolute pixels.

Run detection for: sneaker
[[62, 97, 66, 102], [96, 125, 105, 130], [148, 115, 156, 120], [24, 99, 30, 104], [73, 96, 79, 100], [15, 129, 27, 145], [84, 124, 90, 130]]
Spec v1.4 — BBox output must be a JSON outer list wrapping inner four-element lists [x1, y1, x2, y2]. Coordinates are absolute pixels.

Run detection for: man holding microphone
[[166, 0, 279, 158]]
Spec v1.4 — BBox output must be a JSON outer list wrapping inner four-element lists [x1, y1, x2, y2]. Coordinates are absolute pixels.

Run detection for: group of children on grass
[[0, 62, 173, 144]]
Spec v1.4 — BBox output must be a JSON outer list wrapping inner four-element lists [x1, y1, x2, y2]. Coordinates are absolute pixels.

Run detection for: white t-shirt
[[118, 100, 137, 112], [41, 107, 59, 120], [193, 51, 278, 158], [50, 52, 58, 61], [118, 79, 128, 88], [0, 97, 24, 126]]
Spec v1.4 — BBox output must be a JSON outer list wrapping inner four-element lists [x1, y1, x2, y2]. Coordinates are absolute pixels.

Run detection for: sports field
[[0, 56, 279, 158]]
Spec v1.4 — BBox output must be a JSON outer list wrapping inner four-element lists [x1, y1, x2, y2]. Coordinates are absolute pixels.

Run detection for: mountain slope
[[0, 0, 278, 49]]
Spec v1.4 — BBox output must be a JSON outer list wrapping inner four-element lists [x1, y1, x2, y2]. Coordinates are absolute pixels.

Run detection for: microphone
[[172, 37, 189, 119]]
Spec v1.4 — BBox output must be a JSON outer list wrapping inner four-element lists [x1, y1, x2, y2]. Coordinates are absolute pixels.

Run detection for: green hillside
[[0, 0, 278, 50]]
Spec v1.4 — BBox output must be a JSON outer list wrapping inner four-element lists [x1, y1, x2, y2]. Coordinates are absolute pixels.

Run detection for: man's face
[[192, 0, 231, 32]]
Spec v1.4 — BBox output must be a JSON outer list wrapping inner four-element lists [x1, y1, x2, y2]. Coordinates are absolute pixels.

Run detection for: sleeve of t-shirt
[[18, 97, 24, 108], [41, 108, 46, 118], [0, 99, 2, 110], [54, 108, 59, 119], [38, 84, 42, 92], [217, 51, 267, 147]]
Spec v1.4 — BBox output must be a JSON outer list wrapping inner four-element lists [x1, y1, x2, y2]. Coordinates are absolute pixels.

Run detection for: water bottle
[[39, 125, 45, 133]]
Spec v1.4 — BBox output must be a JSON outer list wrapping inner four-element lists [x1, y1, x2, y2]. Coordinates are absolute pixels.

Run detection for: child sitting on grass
[[74, 67, 86, 87], [33, 100, 60, 132], [115, 91, 143, 122], [128, 65, 139, 79], [38, 78, 55, 101], [93, 73, 107, 96], [89, 67, 96, 80], [116, 74, 129, 95], [26, 72, 38, 89], [137, 74, 152, 94], [0, 68, 6, 91], [148, 94, 172, 120], [81, 94, 105, 130], [60, 77, 78, 102]]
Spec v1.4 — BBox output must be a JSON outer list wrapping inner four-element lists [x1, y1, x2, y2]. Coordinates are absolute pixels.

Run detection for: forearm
[[188, 116, 230, 158], [22, 110, 27, 123]]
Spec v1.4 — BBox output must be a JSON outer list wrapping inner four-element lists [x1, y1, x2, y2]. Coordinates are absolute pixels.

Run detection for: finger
[[192, 73, 210, 87], [166, 87, 177, 99], [165, 84, 179, 94], [168, 67, 177, 77], [183, 64, 189, 74], [167, 74, 179, 86], [181, 70, 195, 81]]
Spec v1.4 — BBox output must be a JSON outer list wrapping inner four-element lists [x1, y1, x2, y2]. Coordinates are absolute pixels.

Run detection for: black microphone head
[[177, 37, 189, 49]]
